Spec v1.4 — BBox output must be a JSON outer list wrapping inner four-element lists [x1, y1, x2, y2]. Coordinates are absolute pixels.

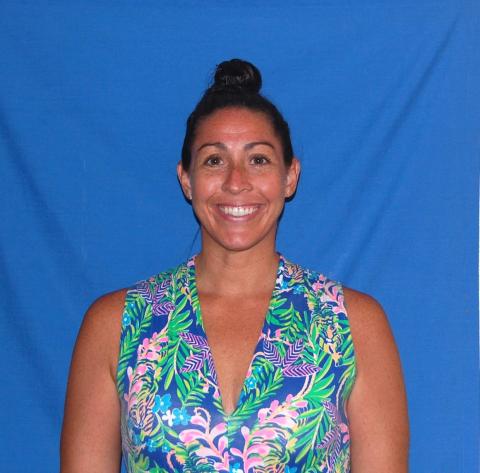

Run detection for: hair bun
[[211, 59, 262, 94]]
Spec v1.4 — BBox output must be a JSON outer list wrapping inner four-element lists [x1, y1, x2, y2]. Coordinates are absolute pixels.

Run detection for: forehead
[[193, 107, 279, 145]]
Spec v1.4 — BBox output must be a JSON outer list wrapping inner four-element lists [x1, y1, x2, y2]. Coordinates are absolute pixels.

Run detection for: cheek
[[257, 175, 286, 200], [191, 174, 219, 196], [191, 176, 223, 214]]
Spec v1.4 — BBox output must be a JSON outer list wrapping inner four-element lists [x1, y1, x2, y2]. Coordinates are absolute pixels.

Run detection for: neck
[[194, 241, 280, 298]]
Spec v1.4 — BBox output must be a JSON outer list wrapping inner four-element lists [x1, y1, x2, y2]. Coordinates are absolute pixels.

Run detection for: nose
[[221, 162, 253, 194]]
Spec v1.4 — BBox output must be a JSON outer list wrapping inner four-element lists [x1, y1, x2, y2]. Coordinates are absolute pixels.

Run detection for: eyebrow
[[196, 141, 275, 152], [196, 142, 227, 152], [245, 141, 275, 150]]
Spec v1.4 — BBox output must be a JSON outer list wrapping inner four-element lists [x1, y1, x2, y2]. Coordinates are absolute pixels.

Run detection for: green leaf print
[[160, 308, 192, 391], [181, 443, 216, 472], [118, 258, 357, 473], [293, 407, 329, 465], [127, 452, 151, 473], [117, 294, 153, 395], [228, 364, 284, 431], [269, 297, 291, 325], [180, 373, 208, 407]]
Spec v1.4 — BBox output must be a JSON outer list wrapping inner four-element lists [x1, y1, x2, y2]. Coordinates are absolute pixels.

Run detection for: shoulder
[[82, 288, 128, 333], [300, 266, 392, 346], [80, 262, 183, 341], [341, 285, 396, 362], [341, 285, 408, 431], [85, 288, 128, 319], [341, 286, 409, 468], [300, 267, 400, 380], [342, 286, 390, 333], [76, 288, 128, 381], [62, 289, 129, 468], [341, 286, 401, 381]]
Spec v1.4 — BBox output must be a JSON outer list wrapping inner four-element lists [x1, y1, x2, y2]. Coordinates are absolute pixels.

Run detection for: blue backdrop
[[1, 1, 478, 472]]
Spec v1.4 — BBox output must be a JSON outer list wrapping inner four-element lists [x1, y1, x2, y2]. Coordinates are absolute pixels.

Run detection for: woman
[[61, 59, 409, 472]]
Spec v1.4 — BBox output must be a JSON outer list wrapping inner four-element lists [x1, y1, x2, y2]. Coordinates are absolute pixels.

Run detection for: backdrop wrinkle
[[0, 2, 477, 472]]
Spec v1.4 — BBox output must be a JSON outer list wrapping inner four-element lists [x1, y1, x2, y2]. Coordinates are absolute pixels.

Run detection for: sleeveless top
[[117, 253, 356, 473]]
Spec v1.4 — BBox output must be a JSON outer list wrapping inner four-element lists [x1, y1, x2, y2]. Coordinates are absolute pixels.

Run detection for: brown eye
[[205, 155, 222, 166], [251, 155, 270, 165]]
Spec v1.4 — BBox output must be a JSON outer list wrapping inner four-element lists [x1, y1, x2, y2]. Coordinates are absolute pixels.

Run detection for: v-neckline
[[187, 251, 285, 418]]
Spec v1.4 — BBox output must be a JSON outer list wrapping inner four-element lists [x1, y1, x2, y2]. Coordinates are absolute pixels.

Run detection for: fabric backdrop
[[1, 1, 478, 472]]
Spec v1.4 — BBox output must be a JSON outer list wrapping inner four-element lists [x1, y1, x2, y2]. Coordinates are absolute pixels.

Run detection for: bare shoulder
[[342, 286, 388, 323], [341, 285, 409, 471], [76, 288, 128, 380], [61, 288, 128, 471], [85, 288, 128, 320], [341, 285, 402, 382], [341, 286, 393, 345], [80, 288, 128, 337]]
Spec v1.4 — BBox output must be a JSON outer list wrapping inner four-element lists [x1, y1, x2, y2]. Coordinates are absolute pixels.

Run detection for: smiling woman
[[178, 107, 299, 253], [60, 59, 409, 473]]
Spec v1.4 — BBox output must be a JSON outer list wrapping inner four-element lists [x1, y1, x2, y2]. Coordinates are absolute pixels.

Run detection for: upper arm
[[60, 289, 127, 473], [343, 287, 409, 473]]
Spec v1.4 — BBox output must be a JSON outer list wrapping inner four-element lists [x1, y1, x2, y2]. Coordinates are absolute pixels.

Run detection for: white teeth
[[219, 206, 259, 217]]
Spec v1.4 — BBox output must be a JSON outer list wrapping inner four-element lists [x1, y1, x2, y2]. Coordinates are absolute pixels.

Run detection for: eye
[[204, 155, 222, 166], [251, 154, 270, 165]]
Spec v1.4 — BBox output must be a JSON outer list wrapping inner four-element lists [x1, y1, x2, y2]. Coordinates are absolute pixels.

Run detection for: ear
[[177, 161, 192, 200], [285, 157, 301, 198]]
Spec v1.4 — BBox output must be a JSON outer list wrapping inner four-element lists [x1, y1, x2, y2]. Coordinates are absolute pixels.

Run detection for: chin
[[201, 221, 278, 253], [215, 239, 261, 252], [209, 230, 275, 253]]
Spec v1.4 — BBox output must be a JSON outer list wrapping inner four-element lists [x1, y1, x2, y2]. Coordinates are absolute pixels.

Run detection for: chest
[[198, 293, 272, 415], [117, 260, 356, 473]]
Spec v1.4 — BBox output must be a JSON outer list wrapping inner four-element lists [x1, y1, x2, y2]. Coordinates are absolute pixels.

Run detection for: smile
[[218, 205, 260, 217]]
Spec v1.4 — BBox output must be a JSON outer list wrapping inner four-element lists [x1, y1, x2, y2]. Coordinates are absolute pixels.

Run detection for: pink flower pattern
[[117, 254, 356, 472]]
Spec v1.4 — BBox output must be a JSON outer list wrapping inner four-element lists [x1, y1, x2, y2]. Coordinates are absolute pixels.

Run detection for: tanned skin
[[61, 107, 409, 472]]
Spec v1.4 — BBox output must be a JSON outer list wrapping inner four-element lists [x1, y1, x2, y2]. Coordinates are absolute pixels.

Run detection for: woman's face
[[177, 107, 300, 253]]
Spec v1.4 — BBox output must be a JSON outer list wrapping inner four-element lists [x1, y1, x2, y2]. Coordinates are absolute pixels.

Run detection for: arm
[[343, 287, 409, 472], [60, 289, 127, 473]]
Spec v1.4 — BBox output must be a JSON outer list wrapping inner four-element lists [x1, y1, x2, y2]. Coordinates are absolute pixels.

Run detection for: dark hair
[[181, 59, 294, 171]]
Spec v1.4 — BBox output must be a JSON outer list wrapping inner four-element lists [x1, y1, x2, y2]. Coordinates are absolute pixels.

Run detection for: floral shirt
[[117, 253, 356, 472]]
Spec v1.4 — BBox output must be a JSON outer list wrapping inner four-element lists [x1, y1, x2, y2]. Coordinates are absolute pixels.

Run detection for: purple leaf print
[[263, 339, 282, 366], [152, 300, 175, 316], [117, 257, 357, 471], [181, 352, 207, 372], [264, 338, 320, 378], [178, 332, 209, 350], [282, 339, 304, 367], [153, 279, 171, 303], [282, 363, 321, 377], [206, 352, 218, 384], [179, 332, 217, 383], [329, 438, 341, 471], [317, 429, 338, 449], [137, 278, 173, 316], [318, 429, 341, 471], [322, 400, 341, 424], [152, 280, 172, 316], [317, 400, 346, 471], [137, 281, 155, 303]]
